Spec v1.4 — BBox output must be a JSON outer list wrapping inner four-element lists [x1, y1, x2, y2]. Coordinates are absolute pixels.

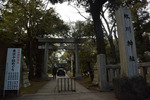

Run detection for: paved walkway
[[1, 77, 117, 100]]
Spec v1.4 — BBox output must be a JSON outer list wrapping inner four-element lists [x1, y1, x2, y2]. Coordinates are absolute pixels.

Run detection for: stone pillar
[[97, 54, 108, 91], [116, 7, 138, 78], [93, 62, 99, 85], [71, 54, 74, 73], [42, 42, 49, 80], [75, 43, 81, 78]]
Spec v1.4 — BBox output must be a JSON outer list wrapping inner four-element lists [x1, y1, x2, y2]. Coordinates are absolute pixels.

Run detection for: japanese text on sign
[[124, 13, 131, 33], [4, 48, 22, 90]]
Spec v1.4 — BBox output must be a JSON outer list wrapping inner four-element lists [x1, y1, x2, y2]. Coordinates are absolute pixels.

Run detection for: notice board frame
[[3, 48, 22, 97]]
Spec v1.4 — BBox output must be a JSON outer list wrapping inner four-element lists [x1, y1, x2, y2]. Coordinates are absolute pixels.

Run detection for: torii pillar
[[75, 43, 82, 78], [42, 42, 50, 80]]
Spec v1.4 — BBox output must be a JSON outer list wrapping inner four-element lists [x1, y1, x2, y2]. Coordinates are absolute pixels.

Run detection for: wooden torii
[[37, 38, 85, 79]]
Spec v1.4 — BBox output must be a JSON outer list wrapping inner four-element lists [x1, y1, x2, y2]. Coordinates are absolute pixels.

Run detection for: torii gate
[[37, 38, 84, 79]]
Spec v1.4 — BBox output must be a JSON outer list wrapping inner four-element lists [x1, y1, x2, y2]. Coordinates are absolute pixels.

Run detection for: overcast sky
[[49, 2, 90, 23], [49, 1, 150, 23]]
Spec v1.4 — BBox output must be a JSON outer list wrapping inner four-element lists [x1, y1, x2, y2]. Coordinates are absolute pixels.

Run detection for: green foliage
[[59, 20, 97, 73], [0, 0, 69, 41], [60, 51, 72, 70], [79, 39, 97, 71], [71, 21, 95, 38], [0, 0, 69, 79], [105, 39, 120, 64], [137, 34, 150, 61], [108, 0, 150, 61], [72, 21, 97, 71]]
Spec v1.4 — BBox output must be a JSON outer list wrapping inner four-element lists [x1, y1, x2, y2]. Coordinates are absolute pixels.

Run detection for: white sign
[[4, 48, 22, 90]]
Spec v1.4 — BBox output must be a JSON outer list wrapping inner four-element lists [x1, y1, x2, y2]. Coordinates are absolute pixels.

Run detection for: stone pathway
[[1, 76, 117, 100]]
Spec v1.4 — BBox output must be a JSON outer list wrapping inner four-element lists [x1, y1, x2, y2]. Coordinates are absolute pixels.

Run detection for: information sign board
[[4, 48, 22, 90]]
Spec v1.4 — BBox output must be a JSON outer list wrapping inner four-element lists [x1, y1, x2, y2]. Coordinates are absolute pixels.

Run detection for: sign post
[[3, 48, 22, 97]]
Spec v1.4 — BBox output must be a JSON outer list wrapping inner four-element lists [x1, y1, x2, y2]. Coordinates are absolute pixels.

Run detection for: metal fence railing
[[57, 78, 76, 92]]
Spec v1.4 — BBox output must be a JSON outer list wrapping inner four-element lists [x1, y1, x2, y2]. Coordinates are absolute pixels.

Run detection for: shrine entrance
[[37, 38, 84, 80]]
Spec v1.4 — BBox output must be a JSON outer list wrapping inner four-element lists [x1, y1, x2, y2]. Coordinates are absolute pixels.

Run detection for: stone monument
[[21, 57, 30, 88], [115, 7, 138, 78], [93, 62, 99, 85], [97, 54, 108, 91], [114, 7, 150, 100]]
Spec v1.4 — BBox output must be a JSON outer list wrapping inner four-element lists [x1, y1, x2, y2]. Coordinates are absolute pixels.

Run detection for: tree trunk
[[87, 61, 91, 71], [26, 28, 34, 80], [87, 61, 94, 81], [114, 30, 119, 47], [35, 43, 43, 78], [108, 35, 117, 63], [28, 40, 34, 80], [89, 0, 107, 54]]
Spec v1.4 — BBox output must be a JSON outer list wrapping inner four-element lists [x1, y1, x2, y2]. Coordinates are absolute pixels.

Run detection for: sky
[[49, 1, 150, 23], [49, 2, 90, 23]]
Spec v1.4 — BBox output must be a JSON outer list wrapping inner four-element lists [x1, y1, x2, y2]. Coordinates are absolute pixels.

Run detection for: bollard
[[57, 78, 76, 92]]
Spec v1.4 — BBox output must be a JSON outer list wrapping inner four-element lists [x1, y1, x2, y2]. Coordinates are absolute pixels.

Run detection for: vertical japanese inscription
[[124, 13, 131, 33], [11, 49, 16, 71], [124, 12, 135, 62]]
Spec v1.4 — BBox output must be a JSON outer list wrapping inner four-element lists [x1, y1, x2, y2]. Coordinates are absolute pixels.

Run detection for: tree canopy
[[0, 0, 150, 80], [49, 0, 109, 54], [0, 0, 69, 79], [107, 0, 150, 61]]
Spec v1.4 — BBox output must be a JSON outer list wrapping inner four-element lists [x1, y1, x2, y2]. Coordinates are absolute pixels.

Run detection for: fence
[[105, 63, 150, 89], [139, 62, 150, 82], [106, 65, 120, 89], [57, 78, 76, 92]]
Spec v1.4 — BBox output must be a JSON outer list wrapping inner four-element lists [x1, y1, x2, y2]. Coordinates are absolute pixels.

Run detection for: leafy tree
[[0, 0, 69, 79], [72, 0, 150, 63], [49, 0, 110, 54], [60, 50, 72, 70], [49, 0, 121, 64], [79, 39, 97, 72], [71, 4, 119, 64], [108, 0, 150, 61], [70, 21, 95, 38], [57, 19, 97, 77]]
